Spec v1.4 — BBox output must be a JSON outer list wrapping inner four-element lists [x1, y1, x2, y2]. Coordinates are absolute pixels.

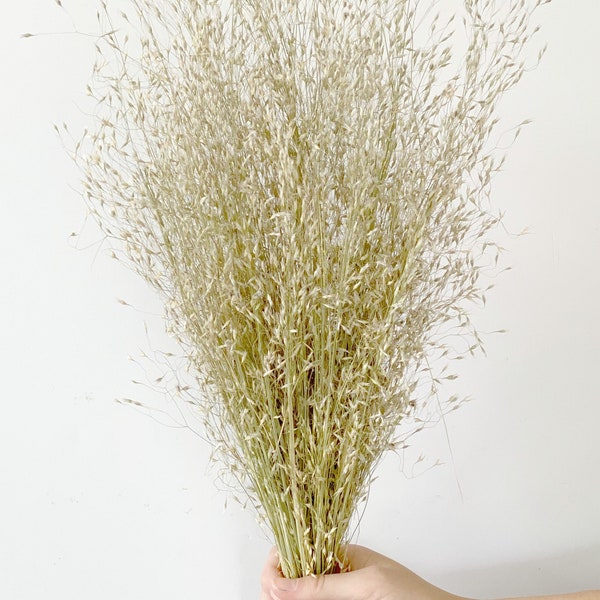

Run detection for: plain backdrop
[[1, 2, 599, 599]]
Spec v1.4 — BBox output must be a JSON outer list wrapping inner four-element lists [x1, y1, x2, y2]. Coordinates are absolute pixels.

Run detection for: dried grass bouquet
[[74, 0, 550, 578]]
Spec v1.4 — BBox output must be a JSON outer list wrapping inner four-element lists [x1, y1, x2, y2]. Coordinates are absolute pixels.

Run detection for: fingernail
[[275, 578, 299, 592]]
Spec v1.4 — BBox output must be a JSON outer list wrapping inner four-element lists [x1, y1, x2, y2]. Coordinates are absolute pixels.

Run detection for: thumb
[[272, 569, 367, 600]]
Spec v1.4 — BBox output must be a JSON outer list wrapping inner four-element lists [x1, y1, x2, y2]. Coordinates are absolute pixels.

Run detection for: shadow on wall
[[438, 544, 600, 599]]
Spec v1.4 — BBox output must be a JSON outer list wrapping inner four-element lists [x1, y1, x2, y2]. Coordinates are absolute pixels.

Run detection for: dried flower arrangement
[[74, 0, 550, 579]]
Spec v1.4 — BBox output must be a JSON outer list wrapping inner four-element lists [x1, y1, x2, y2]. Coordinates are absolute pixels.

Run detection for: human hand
[[259, 544, 466, 600]]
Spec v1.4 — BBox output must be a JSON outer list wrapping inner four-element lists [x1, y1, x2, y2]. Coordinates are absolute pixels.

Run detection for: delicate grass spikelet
[[75, 0, 551, 578]]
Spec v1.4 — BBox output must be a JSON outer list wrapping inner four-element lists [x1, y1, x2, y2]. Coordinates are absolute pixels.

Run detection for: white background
[[1, 2, 599, 599]]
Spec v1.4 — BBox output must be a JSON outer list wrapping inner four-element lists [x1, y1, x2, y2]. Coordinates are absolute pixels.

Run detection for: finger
[[345, 544, 396, 570], [261, 546, 282, 592]]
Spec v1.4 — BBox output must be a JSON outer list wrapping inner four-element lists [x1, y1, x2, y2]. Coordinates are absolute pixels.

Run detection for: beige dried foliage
[[74, 0, 550, 578]]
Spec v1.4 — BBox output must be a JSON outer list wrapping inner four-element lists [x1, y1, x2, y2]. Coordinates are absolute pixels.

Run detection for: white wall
[[1, 2, 598, 599]]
